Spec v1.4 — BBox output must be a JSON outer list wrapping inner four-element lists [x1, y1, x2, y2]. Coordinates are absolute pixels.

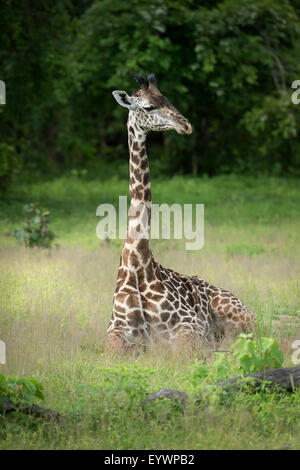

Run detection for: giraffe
[[106, 74, 256, 351]]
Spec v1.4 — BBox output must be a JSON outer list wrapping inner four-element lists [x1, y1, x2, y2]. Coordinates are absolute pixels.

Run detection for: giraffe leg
[[106, 333, 128, 353], [209, 290, 257, 334], [171, 323, 208, 352]]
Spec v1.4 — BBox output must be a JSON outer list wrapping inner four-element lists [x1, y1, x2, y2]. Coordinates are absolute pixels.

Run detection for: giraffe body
[[107, 75, 256, 351]]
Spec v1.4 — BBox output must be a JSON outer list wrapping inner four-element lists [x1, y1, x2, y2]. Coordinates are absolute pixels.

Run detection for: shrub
[[13, 203, 57, 248], [207, 333, 284, 383], [232, 333, 284, 375], [0, 374, 45, 407]]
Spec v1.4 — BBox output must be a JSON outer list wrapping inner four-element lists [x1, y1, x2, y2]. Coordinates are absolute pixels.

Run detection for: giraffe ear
[[112, 90, 136, 109]]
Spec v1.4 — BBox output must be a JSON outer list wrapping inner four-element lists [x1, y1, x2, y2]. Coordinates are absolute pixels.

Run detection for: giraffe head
[[112, 74, 192, 135]]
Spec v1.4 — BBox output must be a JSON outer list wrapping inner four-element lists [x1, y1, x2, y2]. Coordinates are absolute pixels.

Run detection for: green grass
[[0, 174, 300, 449]]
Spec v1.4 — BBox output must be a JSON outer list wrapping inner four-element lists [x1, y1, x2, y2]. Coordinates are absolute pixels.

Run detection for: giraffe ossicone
[[106, 74, 256, 351]]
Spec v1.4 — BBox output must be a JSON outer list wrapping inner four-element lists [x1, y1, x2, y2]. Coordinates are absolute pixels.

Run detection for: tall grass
[[0, 175, 300, 449]]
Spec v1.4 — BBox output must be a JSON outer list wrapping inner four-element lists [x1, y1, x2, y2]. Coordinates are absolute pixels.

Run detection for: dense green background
[[1, 1, 300, 450], [1, 0, 300, 189]]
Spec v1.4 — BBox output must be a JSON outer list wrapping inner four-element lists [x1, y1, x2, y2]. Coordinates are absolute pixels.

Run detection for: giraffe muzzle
[[176, 121, 192, 135]]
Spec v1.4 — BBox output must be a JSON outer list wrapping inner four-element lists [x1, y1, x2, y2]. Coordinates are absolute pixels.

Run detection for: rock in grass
[[0, 396, 62, 422], [214, 366, 300, 392], [143, 387, 188, 406]]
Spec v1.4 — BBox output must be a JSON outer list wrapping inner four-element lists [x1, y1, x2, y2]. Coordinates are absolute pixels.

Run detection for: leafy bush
[[72, 365, 153, 420], [232, 333, 284, 375], [0, 374, 45, 407], [0, 374, 45, 434], [191, 334, 285, 386], [13, 203, 57, 248]]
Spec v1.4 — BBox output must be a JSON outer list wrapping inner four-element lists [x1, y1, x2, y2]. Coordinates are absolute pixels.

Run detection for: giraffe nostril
[[173, 115, 192, 135], [183, 121, 192, 134]]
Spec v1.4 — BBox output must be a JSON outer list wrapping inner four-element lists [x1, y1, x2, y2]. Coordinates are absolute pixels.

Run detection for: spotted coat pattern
[[107, 76, 256, 351]]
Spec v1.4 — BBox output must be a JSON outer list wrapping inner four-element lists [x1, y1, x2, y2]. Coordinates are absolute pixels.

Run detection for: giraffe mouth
[[176, 123, 192, 135]]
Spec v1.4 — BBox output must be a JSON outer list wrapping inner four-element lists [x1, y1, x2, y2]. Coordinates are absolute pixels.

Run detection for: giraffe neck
[[121, 116, 152, 268]]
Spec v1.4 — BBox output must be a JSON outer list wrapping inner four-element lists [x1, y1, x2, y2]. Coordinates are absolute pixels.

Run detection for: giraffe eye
[[143, 105, 156, 112]]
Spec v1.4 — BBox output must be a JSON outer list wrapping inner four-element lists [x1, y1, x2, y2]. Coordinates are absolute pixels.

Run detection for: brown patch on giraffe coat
[[224, 304, 230, 313], [122, 248, 130, 265], [127, 310, 143, 327], [118, 267, 126, 278], [161, 311, 170, 322], [126, 295, 139, 309], [134, 190, 143, 200], [135, 184, 144, 193], [128, 270, 136, 285], [155, 263, 162, 280], [181, 316, 192, 323], [212, 297, 220, 309], [134, 171, 143, 183], [146, 263, 155, 283], [115, 281, 125, 294], [140, 158, 148, 171], [179, 286, 186, 297], [115, 305, 126, 314], [143, 172, 150, 185], [120, 287, 137, 295], [131, 153, 139, 165], [136, 267, 145, 283], [171, 278, 180, 288], [152, 294, 164, 302], [156, 323, 167, 331], [145, 301, 158, 313], [187, 293, 195, 306], [129, 251, 140, 267], [115, 293, 127, 303], [151, 282, 165, 294], [144, 188, 151, 202], [161, 300, 172, 311], [169, 312, 180, 327], [143, 312, 153, 323], [137, 237, 149, 251]]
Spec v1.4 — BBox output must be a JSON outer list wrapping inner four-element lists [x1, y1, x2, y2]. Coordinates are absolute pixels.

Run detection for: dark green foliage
[[209, 334, 284, 384], [232, 334, 284, 374], [0, 0, 299, 180], [0, 374, 45, 434], [0, 143, 18, 192], [13, 203, 56, 248], [0, 374, 45, 407]]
